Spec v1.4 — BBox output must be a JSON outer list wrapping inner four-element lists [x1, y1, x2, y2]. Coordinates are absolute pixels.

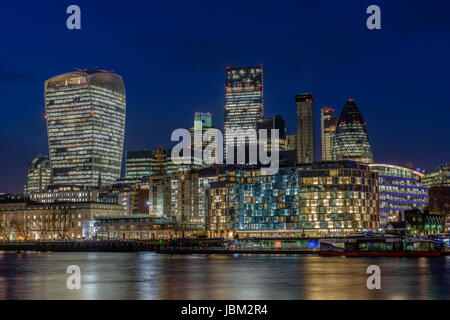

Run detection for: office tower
[[125, 150, 154, 180], [422, 163, 450, 188], [45, 69, 126, 187], [296, 94, 314, 164], [190, 112, 218, 166], [321, 107, 338, 160], [286, 134, 297, 151], [224, 65, 264, 160], [24, 156, 51, 194], [256, 115, 287, 151], [332, 99, 373, 163], [369, 164, 428, 224]]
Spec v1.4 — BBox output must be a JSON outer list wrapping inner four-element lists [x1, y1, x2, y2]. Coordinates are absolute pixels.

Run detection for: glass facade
[[224, 66, 264, 158], [24, 156, 51, 194], [296, 94, 314, 164], [235, 168, 298, 230], [125, 150, 154, 179], [190, 112, 219, 166], [296, 161, 379, 236], [332, 99, 373, 163], [207, 175, 238, 237], [320, 107, 337, 161], [256, 115, 287, 152], [206, 161, 380, 237], [369, 164, 428, 224], [45, 70, 126, 187], [422, 163, 450, 188]]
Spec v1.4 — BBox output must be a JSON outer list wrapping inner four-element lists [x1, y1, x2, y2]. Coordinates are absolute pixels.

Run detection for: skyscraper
[[125, 150, 154, 180], [332, 99, 373, 163], [45, 69, 126, 187], [224, 65, 264, 160], [320, 107, 338, 161], [286, 134, 297, 151], [296, 94, 314, 164], [190, 112, 218, 166], [256, 115, 287, 151], [24, 156, 51, 194]]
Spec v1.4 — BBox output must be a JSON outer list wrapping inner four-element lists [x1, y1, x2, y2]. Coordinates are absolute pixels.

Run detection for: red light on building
[[348, 98, 354, 102], [44, 115, 48, 119]]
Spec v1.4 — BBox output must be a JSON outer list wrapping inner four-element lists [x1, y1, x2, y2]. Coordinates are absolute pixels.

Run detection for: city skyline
[[1, 0, 450, 192]]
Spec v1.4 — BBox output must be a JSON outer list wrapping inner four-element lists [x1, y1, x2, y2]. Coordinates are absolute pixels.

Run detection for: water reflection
[[0, 252, 448, 300]]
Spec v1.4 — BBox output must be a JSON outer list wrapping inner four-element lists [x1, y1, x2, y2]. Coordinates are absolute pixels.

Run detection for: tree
[[53, 210, 74, 240], [0, 215, 14, 242], [38, 214, 52, 241], [11, 215, 32, 241]]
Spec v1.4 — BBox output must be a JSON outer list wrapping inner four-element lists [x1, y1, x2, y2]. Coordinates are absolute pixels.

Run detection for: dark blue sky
[[1, 0, 449, 193]]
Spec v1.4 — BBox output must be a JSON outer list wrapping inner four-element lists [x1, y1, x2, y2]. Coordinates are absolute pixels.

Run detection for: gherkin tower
[[332, 99, 373, 163]]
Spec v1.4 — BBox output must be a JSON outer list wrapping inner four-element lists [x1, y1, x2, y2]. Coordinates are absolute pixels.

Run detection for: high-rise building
[[286, 134, 297, 151], [296, 94, 314, 164], [45, 69, 126, 187], [190, 112, 218, 166], [256, 115, 287, 152], [125, 150, 154, 180], [422, 163, 450, 188], [24, 156, 51, 194], [369, 164, 428, 224], [332, 99, 373, 163], [321, 107, 338, 161], [224, 65, 264, 160]]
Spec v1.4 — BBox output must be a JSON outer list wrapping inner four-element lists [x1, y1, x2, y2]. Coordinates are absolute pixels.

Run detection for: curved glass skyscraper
[[45, 70, 126, 187], [332, 99, 373, 163]]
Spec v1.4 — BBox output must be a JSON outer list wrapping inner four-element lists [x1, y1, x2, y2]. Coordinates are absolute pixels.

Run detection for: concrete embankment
[[0, 241, 161, 252]]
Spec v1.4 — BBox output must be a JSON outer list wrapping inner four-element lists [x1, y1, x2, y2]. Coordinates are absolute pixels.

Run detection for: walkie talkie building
[[45, 70, 126, 187]]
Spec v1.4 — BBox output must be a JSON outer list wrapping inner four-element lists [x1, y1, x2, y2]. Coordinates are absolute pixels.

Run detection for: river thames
[[0, 252, 449, 300]]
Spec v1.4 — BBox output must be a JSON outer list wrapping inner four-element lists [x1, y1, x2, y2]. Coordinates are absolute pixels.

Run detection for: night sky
[[1, 0, 449, 193]]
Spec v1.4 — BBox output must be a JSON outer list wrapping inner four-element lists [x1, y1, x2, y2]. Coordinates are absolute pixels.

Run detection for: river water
[[0, 252, 449, 300]]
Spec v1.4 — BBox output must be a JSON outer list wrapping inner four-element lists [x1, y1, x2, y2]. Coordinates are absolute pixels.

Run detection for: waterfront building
[[320, 107, 338, 161], [88, 215, 203, 240], [332, 99, 373, 163], [369, 164, 428, 224], [224, 65, 264, 160], [207, 174, 238, 238], [148, 174, 171, 218], [170, 172, 200, 222], [45, 69, 126, 187], [256, 115, 287, 152], [422, 163, 450, 188], [428, 186, 450, 232], [286, 134, 297, 151], [234, 167, 298, 232], [403, 209, 445, 236], [0, 200, 124, 241], [206, 161, 379, 238], [296, 94, 314, 164], [24, 156, 51, 194], [296, 161, 380, 236], [125, 150, 154, 180]]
